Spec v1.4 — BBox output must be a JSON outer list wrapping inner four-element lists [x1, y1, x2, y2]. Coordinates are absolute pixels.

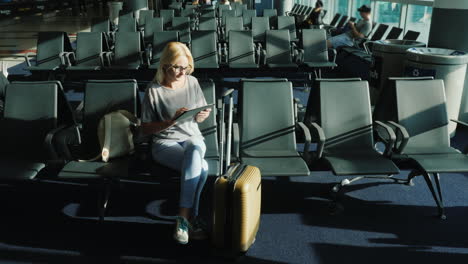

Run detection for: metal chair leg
[[406, 170, 420, 186], [97, 179, 112, 222], [422, 172, 446, 220]]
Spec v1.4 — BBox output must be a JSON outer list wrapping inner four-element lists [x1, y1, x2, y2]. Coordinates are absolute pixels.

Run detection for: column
[[429, 0, 468, 122]]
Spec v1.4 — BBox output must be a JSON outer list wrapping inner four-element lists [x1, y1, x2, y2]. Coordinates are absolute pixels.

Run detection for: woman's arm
[[195, 108, 212, 123], [140, 120, 176, 135], [141, 107, 188, 135]]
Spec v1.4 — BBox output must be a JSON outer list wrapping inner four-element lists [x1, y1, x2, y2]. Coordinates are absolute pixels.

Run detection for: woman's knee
[[202, 159, 208, 173], [184, 137, 206, 154]]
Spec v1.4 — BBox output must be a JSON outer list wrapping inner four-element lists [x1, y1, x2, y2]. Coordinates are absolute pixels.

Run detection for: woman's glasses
[[167, 64, 192, 74]]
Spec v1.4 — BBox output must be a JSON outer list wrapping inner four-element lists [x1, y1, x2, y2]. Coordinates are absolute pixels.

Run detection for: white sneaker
[[174, 216, 190, 245]]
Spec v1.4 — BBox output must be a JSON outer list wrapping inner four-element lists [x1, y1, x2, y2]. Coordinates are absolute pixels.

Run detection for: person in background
[[327, 4, 373, 49], [141, 42, 211, 245], [301, 0, 325, 28]]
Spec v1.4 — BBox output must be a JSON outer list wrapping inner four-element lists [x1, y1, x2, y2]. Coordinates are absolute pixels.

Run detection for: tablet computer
[[174, 104, 215, 122]]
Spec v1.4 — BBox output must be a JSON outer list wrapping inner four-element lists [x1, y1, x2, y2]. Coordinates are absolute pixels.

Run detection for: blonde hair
[[155, 42, 194, 84]]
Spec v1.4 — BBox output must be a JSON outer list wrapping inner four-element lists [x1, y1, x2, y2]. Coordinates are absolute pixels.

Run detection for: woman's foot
[[174, 216, 191, 244], [190, 217, 208, 240]]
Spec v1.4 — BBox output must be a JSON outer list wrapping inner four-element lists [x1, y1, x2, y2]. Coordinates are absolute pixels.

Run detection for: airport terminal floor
[[1, 0, 468, 263]]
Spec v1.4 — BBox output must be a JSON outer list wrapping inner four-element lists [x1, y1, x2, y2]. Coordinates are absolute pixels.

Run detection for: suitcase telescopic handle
[[220, 89, 235, 175]]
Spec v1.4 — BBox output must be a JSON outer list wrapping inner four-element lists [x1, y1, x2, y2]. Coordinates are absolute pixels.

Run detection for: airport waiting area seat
[[198, 79, 220, 176], [221, 9, 236, 27], [200, 9, 215, 18], [385, 78, 468, 219], [252, 16, 270, 44], [264, 30, 298, 68], [191, 30, 220, 69], [161, 9, 174, 30], [56, 79, 139, 220], [25, 31, 73, 75], [147, 31, 179, 70], [232, 79, 310, 177], [171, 17, 191, 44], [242, 9, 256, 29], [0, 81, 76, 182], [198, 17, 217, 31], [138, 10, 154, 30], [143, 17, 163, 45], [221, 16, 243, 42], [228, 30, 259, 69], [67, 32, 110, 71], [403, 30, 420, 41], [109, 32, 145, 70], [277, 16, 298, 42], [0, 72, 8, 116], [299, 29, 337, 77], [118, 17, 138, 32], [304, 78, 399, 178]]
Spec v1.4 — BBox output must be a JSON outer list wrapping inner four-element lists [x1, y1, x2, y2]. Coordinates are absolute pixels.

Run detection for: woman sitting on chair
[[301, 0, 325, 29], [141, 42, 212, 245]]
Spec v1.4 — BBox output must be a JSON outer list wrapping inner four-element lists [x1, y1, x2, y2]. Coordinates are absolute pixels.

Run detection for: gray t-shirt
[[346, 19, 372, 39], [141, 75, 207, 143]]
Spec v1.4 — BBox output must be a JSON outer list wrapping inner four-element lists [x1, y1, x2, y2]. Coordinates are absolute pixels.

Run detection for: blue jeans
[[329, 33, 354, 49], [152, 137, 208, 217]]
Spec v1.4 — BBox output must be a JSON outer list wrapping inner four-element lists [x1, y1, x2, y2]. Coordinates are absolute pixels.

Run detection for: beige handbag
[[81, 110, 139, 162]]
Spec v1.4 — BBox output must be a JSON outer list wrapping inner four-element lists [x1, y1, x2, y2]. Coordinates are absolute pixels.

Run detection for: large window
[[352, 0, 370, 19], [374, 1, 402, 28], [406, 4, 432, 43], [336, 0, 348, 16]]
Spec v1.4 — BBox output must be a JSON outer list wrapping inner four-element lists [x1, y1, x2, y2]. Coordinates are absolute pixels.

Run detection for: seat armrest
[[451, 119, 468, 128], [387, 121, 410, 154], [24, 52, 34, 67], [330, 48, 337, 65], [451, 119, 468, 154], [297, 122, 311, 163], [374, 121, 396, 156], [298, 49, 304, 63], [59, 52, 68, 66], [139, 51, 146, 65], [363, 41, 373, 54], [45, 124, 81, 161], [98, 52, 107, 67], [105, 52, 114, 65], [64, 52, 76, 66], [233, 122, 240, 159], [309, 122, 325, 159], [261, 48, 266, 65]]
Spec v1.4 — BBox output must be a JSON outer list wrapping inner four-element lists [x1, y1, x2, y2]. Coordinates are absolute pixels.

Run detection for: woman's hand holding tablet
[[173, 104, 215, 123]]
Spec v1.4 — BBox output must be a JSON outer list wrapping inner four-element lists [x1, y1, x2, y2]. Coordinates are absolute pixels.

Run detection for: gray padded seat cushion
[[196, 62, 219, 69], [0, 160, 45, 180], [109, 64, 140, 70], [267, 63, 298, 68], [408, 153, 468, 173], [229, 63, 258, 69], [206, 158, 220, 177], [68, 65, 101, 71], [305, 61, 337, 68], [59, 160, 128, 179], [402, 146, 459, 155], [242, 156, 310, 176], [323, 150, 400, 175], [27, 65, 59, 71]]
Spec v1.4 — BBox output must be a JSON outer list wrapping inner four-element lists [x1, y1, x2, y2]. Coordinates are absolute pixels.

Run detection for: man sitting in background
[[327, 5, 373, 49]]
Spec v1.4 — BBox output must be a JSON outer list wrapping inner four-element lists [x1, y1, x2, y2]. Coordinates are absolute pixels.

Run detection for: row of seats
[[1, 77, 466, 220], [326, 13, 421, 44], [287, 4, 328, 24], [25, 28, 336, 75]]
